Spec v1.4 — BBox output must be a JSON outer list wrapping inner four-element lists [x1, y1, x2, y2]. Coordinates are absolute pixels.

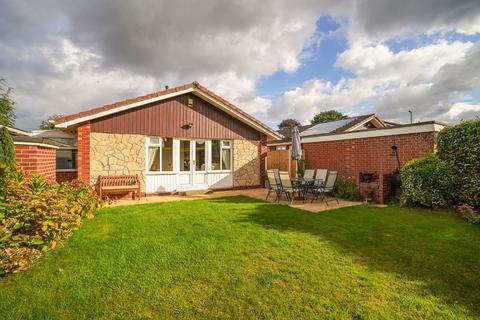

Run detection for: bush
[[457, 204, 480, 224], [334, 176, 362, 201], [0, 127, 15, 166], [0, 165, 103, 275], [437, 119, 480, 207], [401, 154, 455, 208]]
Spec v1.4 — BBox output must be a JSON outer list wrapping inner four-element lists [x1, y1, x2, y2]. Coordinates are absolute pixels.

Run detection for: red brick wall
[[302, 132, 437, 203], [259, 133, 268, 179], [77, 122, 91, 182], [14, 144, 57, 181], [56, 170, 78, 183]]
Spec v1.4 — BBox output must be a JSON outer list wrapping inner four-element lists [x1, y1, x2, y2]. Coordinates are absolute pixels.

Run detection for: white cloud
[[438, 102, 480, 122], [266, 41, 480, 124], [1, 0, 479, 129]]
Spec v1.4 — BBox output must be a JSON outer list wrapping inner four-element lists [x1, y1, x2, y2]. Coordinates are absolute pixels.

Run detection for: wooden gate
[[266, 150, 296, 177]]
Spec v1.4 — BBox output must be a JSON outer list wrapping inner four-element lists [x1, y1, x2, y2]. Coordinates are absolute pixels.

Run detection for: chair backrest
[[99, 175, 139, 187], [272, 168, 280, 183], [315, 169, 328, 182], [303, 169, 315, 179], [267, 170, 280, 188], [279, 171, 292, 189], [324, 171, 338, 190]]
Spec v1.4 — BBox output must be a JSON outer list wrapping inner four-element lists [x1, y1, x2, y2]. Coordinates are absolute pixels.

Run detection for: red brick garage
[[13, 141, 58, 181], [267, 121, 445, 204]]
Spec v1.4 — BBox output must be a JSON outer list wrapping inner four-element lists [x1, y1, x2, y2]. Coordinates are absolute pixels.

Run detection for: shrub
[[401, 154, 455, 208], [0, 165, 103, 275], [437, 119, 480, 207], [334, 176, 362, 201], [0, 127, 15, 166], [457, 204, 480, 224]]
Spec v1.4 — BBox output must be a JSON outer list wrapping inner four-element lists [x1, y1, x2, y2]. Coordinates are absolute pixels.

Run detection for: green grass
[[1, 196, 479, 319]]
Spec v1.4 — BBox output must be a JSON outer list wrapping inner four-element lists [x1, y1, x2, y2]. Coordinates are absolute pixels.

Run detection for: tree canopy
[[311, 110, 347, 125], [278, 118, 301, 130], [0, 79, 15, 127], [39, 114, 65, 130]]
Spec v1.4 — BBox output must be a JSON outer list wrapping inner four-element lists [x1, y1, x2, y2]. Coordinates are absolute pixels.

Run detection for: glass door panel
[[180, 140, 190, 172], [195, 141, 206, 171]]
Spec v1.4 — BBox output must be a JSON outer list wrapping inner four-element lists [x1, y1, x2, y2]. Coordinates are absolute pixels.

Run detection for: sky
[[1, 0, 479, 130]]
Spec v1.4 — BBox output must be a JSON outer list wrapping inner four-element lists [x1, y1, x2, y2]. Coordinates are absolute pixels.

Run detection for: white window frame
[[146, 137, 174, 174], [211, 140, 232, 172]]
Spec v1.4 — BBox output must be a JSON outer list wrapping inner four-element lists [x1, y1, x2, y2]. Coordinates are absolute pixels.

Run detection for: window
[[211, 140, 231, 170], [56, 149, 77, 170], [147, 137, 173, 172]]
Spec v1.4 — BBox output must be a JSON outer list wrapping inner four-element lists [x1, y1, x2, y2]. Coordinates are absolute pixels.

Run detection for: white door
[[192, 140, 207, 186], [177, 140, 207, 189]]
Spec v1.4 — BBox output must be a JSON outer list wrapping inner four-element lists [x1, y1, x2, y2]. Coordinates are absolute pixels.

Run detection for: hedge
[[0, 127, 15, 166], [401, 154, 455, 208], [437, 119, 480, 207]]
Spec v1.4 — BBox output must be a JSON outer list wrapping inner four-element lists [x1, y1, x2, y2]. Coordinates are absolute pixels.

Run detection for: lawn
[[1, 196, 479, 319]]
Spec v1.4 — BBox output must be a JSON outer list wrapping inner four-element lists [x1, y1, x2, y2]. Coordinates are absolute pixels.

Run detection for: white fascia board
[[0, 125, 32, 136], [55, 88, 195, 128], [14, 141, 60, 149], [268, 122, 444, 146], [301, 123, 440, 143], [192, 90, 282, 139]]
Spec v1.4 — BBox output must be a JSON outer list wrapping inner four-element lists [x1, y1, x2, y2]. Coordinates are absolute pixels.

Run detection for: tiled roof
[[54, 82, 281, 139], [270, 114, 383, 144], [277, 124, 314, 139]]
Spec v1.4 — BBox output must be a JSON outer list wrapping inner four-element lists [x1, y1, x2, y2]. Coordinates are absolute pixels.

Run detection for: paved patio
[[108, 188, 362, 212]]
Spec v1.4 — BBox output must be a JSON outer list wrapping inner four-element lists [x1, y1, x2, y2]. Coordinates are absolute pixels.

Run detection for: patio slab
[[108, 188, 362, 212]]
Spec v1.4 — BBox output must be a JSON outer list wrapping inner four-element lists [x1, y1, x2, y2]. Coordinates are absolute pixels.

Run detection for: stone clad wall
[[90, 133, 146, 191], [233, 140, 261, 187]]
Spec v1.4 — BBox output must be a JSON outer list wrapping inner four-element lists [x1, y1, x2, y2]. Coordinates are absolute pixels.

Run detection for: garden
[[0, 97, 479, 318], [0, 198, 479, 319]]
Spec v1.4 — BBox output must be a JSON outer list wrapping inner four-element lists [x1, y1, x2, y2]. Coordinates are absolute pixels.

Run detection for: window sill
[[56, 169, 78, 172]]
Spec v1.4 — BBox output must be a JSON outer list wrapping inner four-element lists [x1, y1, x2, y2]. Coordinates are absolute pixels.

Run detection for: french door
[[178, 140, 207, 188]]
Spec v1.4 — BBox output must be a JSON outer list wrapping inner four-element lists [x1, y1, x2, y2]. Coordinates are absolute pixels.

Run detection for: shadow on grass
[[208, 195, 480, 317]]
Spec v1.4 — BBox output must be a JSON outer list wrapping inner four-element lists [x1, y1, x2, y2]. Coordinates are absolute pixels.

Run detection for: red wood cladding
[[90, 93, 261, 140]]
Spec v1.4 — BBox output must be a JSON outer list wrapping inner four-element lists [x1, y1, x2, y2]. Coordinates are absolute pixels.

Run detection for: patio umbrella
[[291, 126, 302, 160]]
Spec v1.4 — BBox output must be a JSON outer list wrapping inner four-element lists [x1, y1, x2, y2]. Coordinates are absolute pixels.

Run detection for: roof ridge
[[53, 82, 280, 139], [54, 83, 195, 125]]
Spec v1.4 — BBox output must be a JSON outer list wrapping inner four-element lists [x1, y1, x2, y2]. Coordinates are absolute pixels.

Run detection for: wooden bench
[[97, 175, 141, 200]]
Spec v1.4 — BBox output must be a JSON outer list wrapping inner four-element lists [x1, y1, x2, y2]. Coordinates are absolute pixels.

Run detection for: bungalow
[[51, 82, 282, 194]]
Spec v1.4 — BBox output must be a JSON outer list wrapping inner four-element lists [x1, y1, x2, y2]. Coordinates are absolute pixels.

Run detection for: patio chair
[[308, 169, 328, 196], [311, 170, 339, 205], [279, 171, 302, 204], [303, 169, 315, 180], [266, 170, 281, 203], [315, 169, 328, 183]]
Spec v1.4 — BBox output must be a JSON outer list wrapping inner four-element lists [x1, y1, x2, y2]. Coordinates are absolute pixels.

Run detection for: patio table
[[291, 177, 324, 203]]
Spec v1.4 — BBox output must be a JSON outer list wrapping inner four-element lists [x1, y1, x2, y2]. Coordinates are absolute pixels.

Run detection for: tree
[[0, 126, 15, 166], [311, 110, 347, 125], [39, 113, 65, 130], [0, 79, 15, 127], [278, 118, 301, 130]]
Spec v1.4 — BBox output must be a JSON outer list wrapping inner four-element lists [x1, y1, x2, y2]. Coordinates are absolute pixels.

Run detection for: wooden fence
[[266, 150, 296, 177]]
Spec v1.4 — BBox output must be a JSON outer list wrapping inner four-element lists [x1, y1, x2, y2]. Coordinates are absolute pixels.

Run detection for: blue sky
[[256, 16, 352, 99]]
